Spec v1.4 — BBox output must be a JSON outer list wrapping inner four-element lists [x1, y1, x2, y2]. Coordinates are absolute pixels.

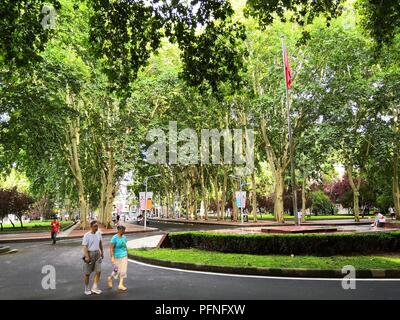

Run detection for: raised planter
[[378, 222, 400, 229], [261, 226, 338, 234], [162, 231, 400, 256]]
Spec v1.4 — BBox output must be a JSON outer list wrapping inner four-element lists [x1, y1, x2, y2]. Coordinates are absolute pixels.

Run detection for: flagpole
[[281, 35, 299, 226]]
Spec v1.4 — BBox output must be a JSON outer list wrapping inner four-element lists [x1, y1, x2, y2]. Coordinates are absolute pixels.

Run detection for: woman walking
[[108, 225, 128, 291]]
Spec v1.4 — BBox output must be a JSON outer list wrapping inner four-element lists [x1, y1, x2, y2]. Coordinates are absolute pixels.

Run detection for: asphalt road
[[0, 222, 399, 300]]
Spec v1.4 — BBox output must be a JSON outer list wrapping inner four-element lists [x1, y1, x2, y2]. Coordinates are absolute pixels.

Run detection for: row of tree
[[0, 0, 399, 227]]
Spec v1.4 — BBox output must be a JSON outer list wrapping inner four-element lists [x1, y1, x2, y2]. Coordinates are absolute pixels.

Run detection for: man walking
[[82, 220, 103, 295], [50, 216, 60, 245]]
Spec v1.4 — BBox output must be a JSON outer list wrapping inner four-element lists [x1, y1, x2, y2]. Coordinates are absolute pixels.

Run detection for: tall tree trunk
[[190, 167, 197, 220], [193, 194, 198, 220], [251, 169, 257, 222], [65, 121, 88, 229], [221, 166, 228, 221], [260, 118, 288, 223], [346, 166, 360, 222], [393, 153, 400, 219], [231, 178, 239, 221], [164, 190, 169, 218], [213, 174, 220, 220], [204, 195, 209, 221], [301, 175, 307, 222], [167, 190, 172, 218], [98, 151, 116, 229], [186, 179, 190, 220], [98, 171, 107, 225], [273, 169, 285, 223], [200, 165, 207, 220], [171, 192, 175, 218]]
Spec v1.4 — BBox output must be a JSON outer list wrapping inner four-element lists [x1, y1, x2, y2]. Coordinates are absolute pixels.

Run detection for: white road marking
[[128, 259, 400, 281]]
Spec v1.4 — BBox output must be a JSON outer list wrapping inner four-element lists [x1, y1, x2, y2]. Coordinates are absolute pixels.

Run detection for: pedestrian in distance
[[389, 207, 395, 220], [82, 220, 104, 295], [108, 225, 128, 291], [50, 216, 60, 245], [297, 210, 303, 226]]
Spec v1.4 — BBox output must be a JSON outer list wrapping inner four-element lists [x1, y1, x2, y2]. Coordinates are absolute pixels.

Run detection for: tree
[[88, 0, 246, 96], [0, 188, 33, 228], [0, 189, 11, 230], [368, 34, 400, 218], [0, 0, 61, 67], [296, 124, 337, 220], [9, 188, 34, 227], [245, 0, 400, 48], [310, 190, 334, 215], [306, 20, 376, 221], [31, 195, 54, 220], [356, 0, 400, 48], [1, 0, 248, 229], [241, 16, 339, 222]]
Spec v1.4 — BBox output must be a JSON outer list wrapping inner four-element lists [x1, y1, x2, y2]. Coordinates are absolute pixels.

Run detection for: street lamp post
[[144, 174, 160, 229]]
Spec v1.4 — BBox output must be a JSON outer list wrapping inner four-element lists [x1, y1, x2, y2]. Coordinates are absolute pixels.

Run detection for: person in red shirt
[[50, 217, 61, 245]]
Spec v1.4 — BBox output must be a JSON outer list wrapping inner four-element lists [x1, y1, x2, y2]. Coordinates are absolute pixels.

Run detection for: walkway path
[[1, 234, 399, 299], [126, 234, 165, 249], [0, 222, 158, 243]]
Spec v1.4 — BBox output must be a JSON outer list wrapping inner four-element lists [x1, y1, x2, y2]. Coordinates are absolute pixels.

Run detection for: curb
[[0, 234, 89, 244], [128, 253, 400, 279], [60, 221, 78, 232], [0, 221, 77, 235], [0, 228, 158, 244]]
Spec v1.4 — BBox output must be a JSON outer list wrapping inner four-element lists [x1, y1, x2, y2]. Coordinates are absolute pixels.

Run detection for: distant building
[[333, 164, 345, 178], [112, 172, 134, 216]]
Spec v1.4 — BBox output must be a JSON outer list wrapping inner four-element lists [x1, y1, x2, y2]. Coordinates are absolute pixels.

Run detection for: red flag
[[284, 48, 292, 89]]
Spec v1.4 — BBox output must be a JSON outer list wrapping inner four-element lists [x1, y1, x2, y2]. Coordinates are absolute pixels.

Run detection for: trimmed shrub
[[310, 190, 335, 215], [166, 231, 400, 256]]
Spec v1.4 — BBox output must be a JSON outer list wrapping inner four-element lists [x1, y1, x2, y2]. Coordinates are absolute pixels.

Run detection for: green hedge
[[166, 231, 400, 256]]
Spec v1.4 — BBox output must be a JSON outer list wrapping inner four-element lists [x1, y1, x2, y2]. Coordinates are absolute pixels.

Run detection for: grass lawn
[[0, 220, 73, 231], [129, 248, 400, 270]]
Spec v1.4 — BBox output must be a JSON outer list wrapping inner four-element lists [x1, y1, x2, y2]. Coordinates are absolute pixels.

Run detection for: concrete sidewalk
[[127, 234, 166, 249], [149, 217, 284, 227], [149, 217, 372, 227], [0, 222, 158, 243]]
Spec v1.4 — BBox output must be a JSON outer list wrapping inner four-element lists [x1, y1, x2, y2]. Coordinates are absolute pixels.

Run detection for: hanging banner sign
[[235, 191, 246, 209], [139, 192, 153, 210]]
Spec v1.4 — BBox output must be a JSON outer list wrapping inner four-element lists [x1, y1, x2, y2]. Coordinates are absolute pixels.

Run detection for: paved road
[[0, 222, 399, 300]]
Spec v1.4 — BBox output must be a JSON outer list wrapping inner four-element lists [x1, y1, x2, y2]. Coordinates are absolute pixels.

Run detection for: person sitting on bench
[[371, 212, 385, 227]]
